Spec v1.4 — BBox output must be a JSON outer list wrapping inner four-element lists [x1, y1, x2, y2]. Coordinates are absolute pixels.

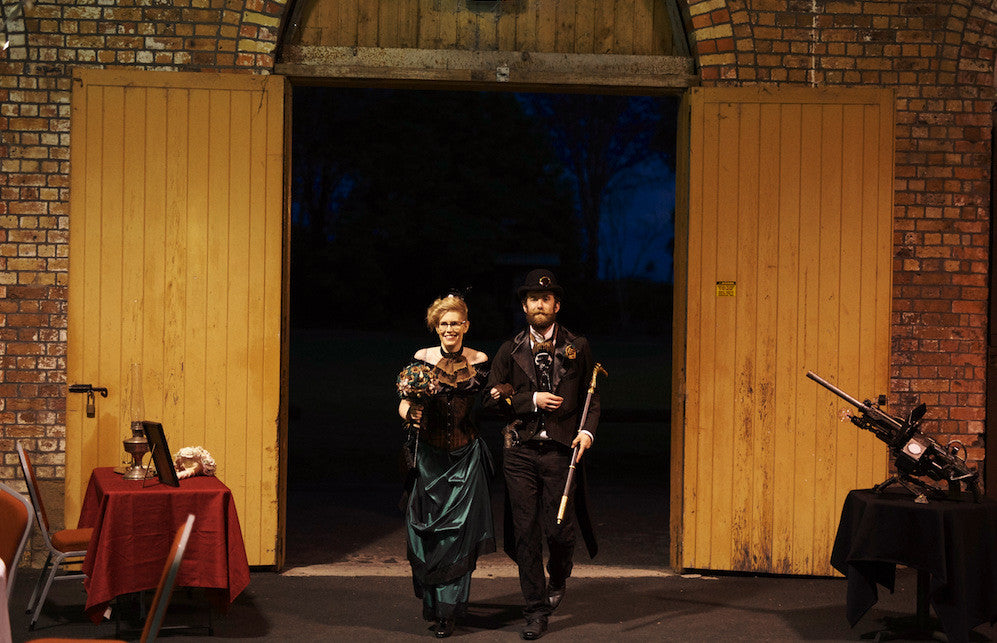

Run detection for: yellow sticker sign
[[716, 281, 736, 297]]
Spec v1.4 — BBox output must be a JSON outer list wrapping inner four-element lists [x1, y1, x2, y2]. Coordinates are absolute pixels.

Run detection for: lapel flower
[[564, 344, 577, 360]]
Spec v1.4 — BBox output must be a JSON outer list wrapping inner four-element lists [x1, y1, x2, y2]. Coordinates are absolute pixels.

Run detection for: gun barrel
[[806, 371, 864, 408]]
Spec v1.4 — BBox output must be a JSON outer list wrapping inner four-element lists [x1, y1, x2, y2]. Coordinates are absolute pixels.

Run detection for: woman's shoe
[[434, 618, 455, 638]]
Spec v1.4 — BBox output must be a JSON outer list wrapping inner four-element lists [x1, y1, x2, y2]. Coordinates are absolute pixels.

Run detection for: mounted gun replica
[[806, 371, 981, 502]]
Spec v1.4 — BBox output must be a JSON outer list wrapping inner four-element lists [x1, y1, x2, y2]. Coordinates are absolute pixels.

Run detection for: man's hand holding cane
[[557, 363, 607, 524]]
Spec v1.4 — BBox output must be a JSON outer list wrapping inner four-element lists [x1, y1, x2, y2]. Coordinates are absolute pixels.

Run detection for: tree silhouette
[[519, 94, 678, 282]]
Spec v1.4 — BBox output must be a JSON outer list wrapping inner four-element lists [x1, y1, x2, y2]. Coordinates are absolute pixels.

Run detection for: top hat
[[517, 269, 564, 299]]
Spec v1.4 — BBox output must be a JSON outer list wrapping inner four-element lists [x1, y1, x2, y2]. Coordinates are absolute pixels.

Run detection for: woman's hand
[[406, 403, 423, 426]]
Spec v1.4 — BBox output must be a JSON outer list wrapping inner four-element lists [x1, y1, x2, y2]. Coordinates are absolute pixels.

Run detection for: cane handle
[[588, 363, 608, 394]]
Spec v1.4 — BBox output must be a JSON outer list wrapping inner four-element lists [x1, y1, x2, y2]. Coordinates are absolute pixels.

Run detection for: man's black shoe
[[434, 618, 455, 638], [547, 581, 566, 611], [521, 617, 548, 640]]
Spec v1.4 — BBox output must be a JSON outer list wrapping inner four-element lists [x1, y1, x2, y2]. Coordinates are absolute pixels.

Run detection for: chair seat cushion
[[52, 527, 93, 552]]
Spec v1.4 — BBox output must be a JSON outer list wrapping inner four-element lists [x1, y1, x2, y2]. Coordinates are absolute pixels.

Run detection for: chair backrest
[[141, 513, 195, 643], [0, 481, 33, 600], [16, 442, 52, 540]]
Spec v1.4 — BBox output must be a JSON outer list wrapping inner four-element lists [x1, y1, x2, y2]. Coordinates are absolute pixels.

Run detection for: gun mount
[[807, 371, 980, 502]]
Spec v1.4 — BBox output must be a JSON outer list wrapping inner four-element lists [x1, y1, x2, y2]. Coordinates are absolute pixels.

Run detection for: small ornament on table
[[173, 446, 217, 479]]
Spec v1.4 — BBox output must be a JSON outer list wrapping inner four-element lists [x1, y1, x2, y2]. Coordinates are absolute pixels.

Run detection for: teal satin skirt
[[406, 437, 496, 619]]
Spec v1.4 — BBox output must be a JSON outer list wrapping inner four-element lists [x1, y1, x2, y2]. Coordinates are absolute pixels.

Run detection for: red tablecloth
[[79, 467, 251, 622]]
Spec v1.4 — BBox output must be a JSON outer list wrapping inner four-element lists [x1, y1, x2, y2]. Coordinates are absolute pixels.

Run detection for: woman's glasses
[[438, 321, 467, 329]]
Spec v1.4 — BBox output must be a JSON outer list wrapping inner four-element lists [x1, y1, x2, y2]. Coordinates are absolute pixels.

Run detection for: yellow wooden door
[[67, 69, 288, 567], [671, 87, 894, 575]]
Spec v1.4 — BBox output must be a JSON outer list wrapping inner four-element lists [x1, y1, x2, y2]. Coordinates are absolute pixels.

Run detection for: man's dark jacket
[[484, 325, 599, 558]]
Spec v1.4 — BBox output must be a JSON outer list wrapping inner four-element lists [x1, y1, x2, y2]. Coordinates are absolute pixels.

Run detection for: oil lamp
[[122, 363, 149, 480]]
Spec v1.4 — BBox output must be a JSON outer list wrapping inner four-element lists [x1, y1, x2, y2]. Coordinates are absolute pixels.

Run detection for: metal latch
[[68, 383, 108, 418]]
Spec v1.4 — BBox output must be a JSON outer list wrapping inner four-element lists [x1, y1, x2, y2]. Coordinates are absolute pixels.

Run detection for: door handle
[[69, 383, 108, 418]]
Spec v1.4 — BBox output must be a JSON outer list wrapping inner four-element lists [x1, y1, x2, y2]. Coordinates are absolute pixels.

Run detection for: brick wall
[[0, 0, 993, 549]]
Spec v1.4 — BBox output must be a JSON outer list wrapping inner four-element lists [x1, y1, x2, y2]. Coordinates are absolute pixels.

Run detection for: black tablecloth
[[830, 488, 997, 642]]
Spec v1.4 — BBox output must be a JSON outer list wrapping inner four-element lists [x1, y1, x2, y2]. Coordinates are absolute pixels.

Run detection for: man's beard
[[526, 310, 555, 331]]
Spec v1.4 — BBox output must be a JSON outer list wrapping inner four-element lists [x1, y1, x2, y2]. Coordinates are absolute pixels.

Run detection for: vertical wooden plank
[[377, 0, 396, 47], [709, 100, 740, 570], [813, 103, 843, 575], [732, 101, 761, 570], [552, 0, 575, 52], [682, 91, 707, 568], [651, 0, 673, 55], [593, 0, 614, 53], [227, 89, 253, 558], [244, 86, 266, 564], [339, 0, 358, 47], [536, 0, 556, 52], [692, 97, 722, 567], [573, 0, 595, 54], [297, 0, 327, 45], [120, 87, 148, 489], [694, 97, 722, 568], [794, 102, 822, 574], [614, 0, 636, 55], [671, 93, 692, 570], [163, 85, 190, 461], [244, 84, 268, 564], [438, 0, 459, 50], [772, 102, 802, 573], [752, 103, 779, 572], [66, 76, 99, 525], [515, 0, 539, 52], [873, 93, 895, 487], [496, 1, 518, 51], [142, 88, 168, 428], [837, 103, 864, 501], [203, 89, 230, 476], [419, 0, 442, 49], [397, 0, 419, 47], [855, 103, 880, 490], [632, 0, 655, 54], [182, 88, 208, 451], [272, 76, 291, 566], [98, 85, 125, 472], [357, 0, 378, 47], [477, 8, 498, 51]]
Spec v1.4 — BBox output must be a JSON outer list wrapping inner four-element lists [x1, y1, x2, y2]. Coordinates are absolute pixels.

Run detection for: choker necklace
[[440, 346, 463, 359]]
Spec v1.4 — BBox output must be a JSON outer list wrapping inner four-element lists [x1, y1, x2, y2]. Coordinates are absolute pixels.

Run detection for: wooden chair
[[29, 513, 196, 643], [16, 442, 93, 629], [0, 481, 34, 604]]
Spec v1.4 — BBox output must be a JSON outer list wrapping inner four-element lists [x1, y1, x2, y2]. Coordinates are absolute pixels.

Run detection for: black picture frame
[[142, 421, 179, 487]]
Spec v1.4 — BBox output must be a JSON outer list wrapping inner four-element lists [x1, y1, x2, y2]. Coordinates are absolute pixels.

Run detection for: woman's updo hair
[[426, 293, 468, 332]]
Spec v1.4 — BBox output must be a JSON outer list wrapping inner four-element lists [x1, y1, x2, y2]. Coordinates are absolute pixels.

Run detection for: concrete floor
[[10, 562, 993, 641], [8, 479, 997, 642]]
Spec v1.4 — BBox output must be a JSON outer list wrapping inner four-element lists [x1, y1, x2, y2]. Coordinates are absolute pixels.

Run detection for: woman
[[397, 293, 495, 638]]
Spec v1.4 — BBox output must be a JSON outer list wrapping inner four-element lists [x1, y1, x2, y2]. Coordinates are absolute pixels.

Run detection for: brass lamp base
[[122, 463, 148, 480], [123, 421, 149, 481]]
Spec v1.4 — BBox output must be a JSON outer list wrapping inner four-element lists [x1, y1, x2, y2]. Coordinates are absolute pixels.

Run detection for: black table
[[831, 488, 997, 642]]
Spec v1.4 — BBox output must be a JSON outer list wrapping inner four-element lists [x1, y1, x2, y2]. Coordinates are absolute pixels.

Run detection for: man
[[485, 269, 599, 640]]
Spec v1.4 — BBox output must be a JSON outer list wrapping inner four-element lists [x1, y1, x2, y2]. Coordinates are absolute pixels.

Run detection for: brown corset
[[415, 356, 488, 452]]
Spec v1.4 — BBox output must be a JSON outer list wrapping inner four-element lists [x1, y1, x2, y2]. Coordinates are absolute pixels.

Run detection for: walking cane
[[556, 363, 607, 524]]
